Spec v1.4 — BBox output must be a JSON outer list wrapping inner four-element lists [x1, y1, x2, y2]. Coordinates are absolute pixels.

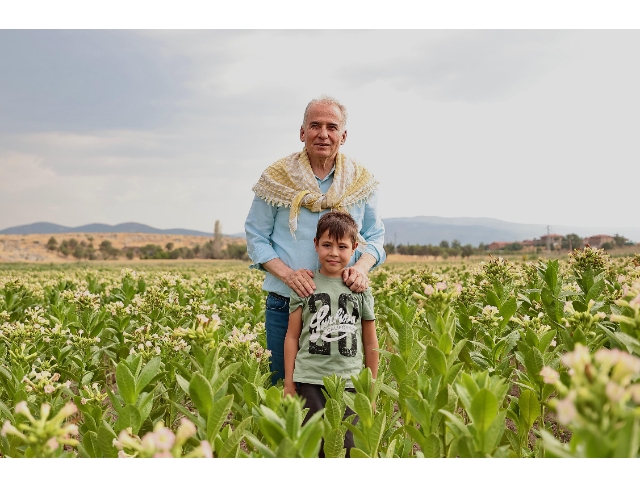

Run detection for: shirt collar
[[315, 165, 336, 183]]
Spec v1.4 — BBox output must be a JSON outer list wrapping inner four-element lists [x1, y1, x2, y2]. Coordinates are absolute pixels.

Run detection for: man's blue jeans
[[265, 292, 290, 385]]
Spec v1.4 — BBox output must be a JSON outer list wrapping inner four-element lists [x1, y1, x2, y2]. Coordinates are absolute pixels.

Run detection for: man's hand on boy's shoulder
[[342, 266, 369, 293]]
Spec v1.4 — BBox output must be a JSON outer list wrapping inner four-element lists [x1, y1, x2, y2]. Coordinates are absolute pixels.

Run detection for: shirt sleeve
[[356, 190, 386, 269], [244, 194, 280, 271], [361, 288, 375, 321], [289, 291, 305, 313]]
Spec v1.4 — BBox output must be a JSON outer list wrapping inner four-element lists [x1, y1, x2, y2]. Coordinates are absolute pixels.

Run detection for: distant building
[[583, 234, 614, 248], [488, 242, 511, 250], [520, 240, 535, 248], [533, 234, 563, 249]]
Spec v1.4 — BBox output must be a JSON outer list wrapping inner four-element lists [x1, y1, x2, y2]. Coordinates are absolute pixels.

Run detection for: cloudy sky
[[1, 30, 638, 235]]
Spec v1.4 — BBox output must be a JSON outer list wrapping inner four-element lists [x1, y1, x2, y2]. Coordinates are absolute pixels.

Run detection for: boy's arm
[[362, 319, 379, 380], [284, 307, 303, 397]]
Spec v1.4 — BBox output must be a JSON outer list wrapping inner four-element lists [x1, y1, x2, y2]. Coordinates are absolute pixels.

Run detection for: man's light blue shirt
[[245, 166, 386, 297]]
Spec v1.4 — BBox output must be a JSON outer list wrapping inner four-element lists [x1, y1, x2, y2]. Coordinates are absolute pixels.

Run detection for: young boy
[[283, 211, 379, 457]]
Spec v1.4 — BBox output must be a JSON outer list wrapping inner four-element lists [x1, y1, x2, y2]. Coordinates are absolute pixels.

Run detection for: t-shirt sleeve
[[289, 291, 305, 313], [361, 289, 375, 320]]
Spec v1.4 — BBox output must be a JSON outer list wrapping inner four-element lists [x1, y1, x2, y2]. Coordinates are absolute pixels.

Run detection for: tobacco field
[[1, 248, 640, 458]]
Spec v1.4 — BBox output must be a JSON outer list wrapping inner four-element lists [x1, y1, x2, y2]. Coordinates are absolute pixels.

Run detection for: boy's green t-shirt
[[289, 273, 375, 388]]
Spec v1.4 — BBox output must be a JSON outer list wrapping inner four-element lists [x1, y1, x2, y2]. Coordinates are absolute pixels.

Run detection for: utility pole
[[546, 225, 550, 252]]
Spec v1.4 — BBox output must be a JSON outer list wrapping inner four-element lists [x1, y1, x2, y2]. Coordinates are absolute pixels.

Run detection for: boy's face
[[314, 229, 357, 277]]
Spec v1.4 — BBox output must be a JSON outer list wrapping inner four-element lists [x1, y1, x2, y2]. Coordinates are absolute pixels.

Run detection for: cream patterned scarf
[[252, 148, 378, 239]]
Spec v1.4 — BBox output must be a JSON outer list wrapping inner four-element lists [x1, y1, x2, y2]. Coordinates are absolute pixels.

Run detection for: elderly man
[[245, 95, 385, 385]]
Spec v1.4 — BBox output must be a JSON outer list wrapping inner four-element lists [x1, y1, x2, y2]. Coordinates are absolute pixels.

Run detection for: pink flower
[[200, 440, 213, 458], [153, 451, 173, 458], [555, 395, 577, 424], [436, 282, 447, 291], [44, 384, 55, 394], [152, 428, 175, 451], [45, 437, 60, 451], [423, 285, 434, 296], [59, 402, 77, 418]]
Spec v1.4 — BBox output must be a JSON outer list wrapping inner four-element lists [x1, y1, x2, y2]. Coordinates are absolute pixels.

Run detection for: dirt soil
[[0, 233, 245, 263]]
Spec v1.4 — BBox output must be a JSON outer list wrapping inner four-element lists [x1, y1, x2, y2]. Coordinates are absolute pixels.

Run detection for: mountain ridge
[[2, 218, 639, 246]]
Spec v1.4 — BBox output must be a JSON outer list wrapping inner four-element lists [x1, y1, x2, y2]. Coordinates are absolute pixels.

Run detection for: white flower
[[44, 384, 55, 394], [605, 381, 625, 402], [561, 344, 591, 371], [14, 401, 31, 418], [540, 366, 560, 384]]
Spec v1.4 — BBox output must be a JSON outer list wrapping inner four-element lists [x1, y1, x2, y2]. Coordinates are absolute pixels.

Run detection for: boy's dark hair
[[315, 211, 359, 246]]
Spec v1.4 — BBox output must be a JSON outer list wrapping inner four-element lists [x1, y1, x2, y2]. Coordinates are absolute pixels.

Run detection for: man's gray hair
[[302, 95, 348, 129]]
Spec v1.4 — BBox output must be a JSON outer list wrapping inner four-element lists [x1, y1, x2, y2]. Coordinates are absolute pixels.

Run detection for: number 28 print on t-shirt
[[307, 293, 359, 357]]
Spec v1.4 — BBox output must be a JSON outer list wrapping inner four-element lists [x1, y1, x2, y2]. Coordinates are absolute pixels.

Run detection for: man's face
[[300, 103, 347, 162]]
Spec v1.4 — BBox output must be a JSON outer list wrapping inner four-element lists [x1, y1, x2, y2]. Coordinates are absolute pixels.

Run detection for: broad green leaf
[[518, 390, 540, 433], [207, 395, 234, 442], [219, 417, 252, 458], [353, 393, 373, 429], [243, 382, 260, 410], [422, 433, 442, 458], [426, 345, 447, 376], [523, 348, 544, 383], [500, 297, 517, 326], [114, 405, 142, 434], [613, 416, 639, 458], [438, 332, 453, 356], [469, 389, 498, 433], [482, 410, 507, 454], [325, 398, 343, 429], [82, 431, 99, 458], [212, 362, 241, 395], [175, 374, 190, 395], [97, 426, 118, 458], [115, 362, 137, 405], [297, 421, 325, 458], [350, 447, 370, 458], [389, 354, 408, 383], [586, 276, 605, 303], [189, 372, 214, 418], [367, 412, 386, 457], [285, 401, 302, 440], [203, 349, 218, 382], [405, 398, 431, 430], [323, 429, 346, 458], [244, 433, 276, 458], [135, 356, 161, 395]]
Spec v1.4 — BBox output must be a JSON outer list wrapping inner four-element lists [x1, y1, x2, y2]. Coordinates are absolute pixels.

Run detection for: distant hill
[[3, 218, 640, 246], [383, 216, 640, 246], [0, 222, 212, 237]]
